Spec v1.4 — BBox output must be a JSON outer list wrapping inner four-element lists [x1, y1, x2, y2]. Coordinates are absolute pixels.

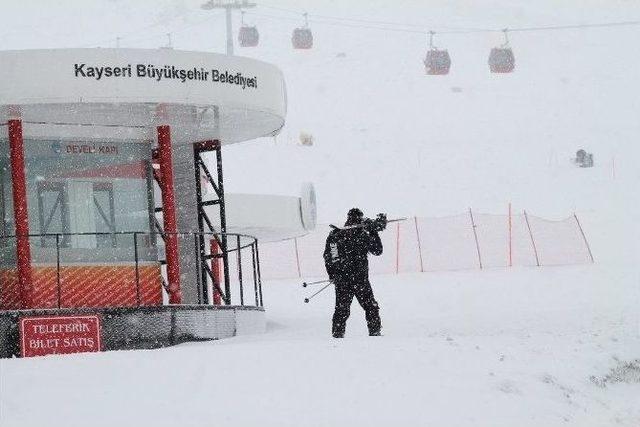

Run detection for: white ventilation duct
[[205, 183, 317, 243]]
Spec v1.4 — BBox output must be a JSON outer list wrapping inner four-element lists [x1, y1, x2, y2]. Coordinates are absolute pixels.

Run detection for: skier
[[323, 208, 387, 338]]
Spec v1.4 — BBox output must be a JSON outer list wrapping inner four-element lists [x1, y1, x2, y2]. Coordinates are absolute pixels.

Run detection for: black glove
[[374, 213, 387, 231], [364, 214, 387, 232]]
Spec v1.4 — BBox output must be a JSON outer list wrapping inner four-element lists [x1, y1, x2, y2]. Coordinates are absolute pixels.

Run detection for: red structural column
[[210, 239, 222, 306], [8, 119, 33, 308], [157, 125, 182, 304]]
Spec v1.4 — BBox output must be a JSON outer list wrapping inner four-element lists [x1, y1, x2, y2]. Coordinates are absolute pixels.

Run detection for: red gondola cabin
[[424, 49, 451, 75], [239, 25, 259, 47], [292, 27, 313, 49], [489, 47, 515, 73]]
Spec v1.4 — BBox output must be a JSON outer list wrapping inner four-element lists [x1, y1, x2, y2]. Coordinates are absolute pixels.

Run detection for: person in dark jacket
[[323, 208, 386, 338]]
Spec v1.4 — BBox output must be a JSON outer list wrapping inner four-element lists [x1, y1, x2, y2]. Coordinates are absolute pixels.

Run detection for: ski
[[329, 217, 407, 230]]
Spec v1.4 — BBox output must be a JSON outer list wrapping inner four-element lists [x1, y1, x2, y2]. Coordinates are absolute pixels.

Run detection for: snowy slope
[[1, 1, 639, 426], [1, 268, 639, 427]]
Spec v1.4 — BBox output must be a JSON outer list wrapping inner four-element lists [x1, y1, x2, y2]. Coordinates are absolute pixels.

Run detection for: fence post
[[469, 208, 483, 270], [294, 237, 302, 278], [574, 213, 595, 263], [508, 203, 513, 267], [255, 242, 264, 307], [611, 156, 616, 180], [237, 235, 244, 306], [395, 221, 400, 274], [414, 216, 424, 273], [56, 233, 61, 309], [523, 210, 541, 267], [251, 242, 259, 306], [134, 232, 141, 306]]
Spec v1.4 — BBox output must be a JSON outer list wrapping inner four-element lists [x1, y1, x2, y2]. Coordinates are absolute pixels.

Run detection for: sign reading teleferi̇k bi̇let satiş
[[20, 315, 101, 357], [73, 63, 258, 89]]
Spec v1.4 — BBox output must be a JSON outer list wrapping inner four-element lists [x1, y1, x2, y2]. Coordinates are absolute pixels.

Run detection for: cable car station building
[[0, 48, 286, 357]]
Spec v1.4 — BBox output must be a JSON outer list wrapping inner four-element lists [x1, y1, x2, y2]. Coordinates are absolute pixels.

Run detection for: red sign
[[20, 315, 102, 357]]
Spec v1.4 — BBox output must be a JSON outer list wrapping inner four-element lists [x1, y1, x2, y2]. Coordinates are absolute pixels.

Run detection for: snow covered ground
[[1, 1, 640, 426], [1, 264, 639, 427]]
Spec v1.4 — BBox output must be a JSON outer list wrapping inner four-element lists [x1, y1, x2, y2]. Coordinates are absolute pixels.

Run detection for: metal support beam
[[194, 144, 209, 304], [194, 140, 231, 305], [215, 145, 231, 304]]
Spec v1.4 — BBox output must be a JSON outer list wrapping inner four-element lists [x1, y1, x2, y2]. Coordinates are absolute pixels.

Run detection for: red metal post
[[414, 216, 424, 273], [157, 125, 182, 304], [210, 239, 222, 305], [8, 119, 33, 309], [508, 203, 513, 267], [395, 221, 400, 274]]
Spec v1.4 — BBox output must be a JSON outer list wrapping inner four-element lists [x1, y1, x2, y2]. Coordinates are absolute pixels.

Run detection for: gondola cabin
[[292, 27, 313, 49], [424, 49, 451, 75], [488, 47, 515, 73], [239, 25, 259, 47]]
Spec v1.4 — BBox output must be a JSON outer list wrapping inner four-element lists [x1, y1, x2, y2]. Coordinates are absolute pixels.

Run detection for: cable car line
[[74, 10, 226, 48], [258, 3, 487, 31], [434, 20, 640, 34], [246, 11, 428, 34], [506, 20, 640, 32], [253, 5, 640, 36]]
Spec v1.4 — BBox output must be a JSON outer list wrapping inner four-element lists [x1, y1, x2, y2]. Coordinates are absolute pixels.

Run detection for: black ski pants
[[332, 278, 381, 337]]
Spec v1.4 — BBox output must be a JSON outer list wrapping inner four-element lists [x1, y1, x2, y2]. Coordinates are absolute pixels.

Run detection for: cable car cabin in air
[[292, 13, 313, 49], [292, 27, 313, 49], [239, 25, 259, 47], [238, 12, 259, 47], [424, 32, 450, 75], [424, 49, 451, 75], [489, 47, 515, 73], [489, 30, 515, 73]]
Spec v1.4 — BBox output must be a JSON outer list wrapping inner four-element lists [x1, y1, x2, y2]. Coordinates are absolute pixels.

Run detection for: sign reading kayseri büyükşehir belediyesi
[[74, 63, 258, 89], [0, 49, 287, 144]]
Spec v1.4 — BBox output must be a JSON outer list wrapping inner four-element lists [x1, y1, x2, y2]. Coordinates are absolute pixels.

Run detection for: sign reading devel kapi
[[74, 63, 258, 89], [20, 315, 101, 357]]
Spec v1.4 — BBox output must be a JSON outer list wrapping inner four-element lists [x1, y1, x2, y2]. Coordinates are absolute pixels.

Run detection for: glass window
[[24, 139, 154, 251]]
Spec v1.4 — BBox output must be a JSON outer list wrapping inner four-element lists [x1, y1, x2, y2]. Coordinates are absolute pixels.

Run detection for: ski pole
[[302, 279, 332, 288], [304, 282, 333, 303]]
